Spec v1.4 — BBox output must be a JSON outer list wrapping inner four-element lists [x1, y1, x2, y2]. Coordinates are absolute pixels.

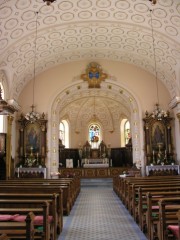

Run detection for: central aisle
[[58, 179, 148, 240]]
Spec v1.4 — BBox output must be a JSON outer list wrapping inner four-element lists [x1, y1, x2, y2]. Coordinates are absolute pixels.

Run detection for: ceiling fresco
[[0, 0, 180, 100]]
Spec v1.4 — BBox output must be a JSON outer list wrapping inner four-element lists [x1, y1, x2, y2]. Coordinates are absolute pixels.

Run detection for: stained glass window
[[89, 124, 100, 148]]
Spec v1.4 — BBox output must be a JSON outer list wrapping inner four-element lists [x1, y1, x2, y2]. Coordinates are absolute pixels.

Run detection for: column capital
[[177, 113, 180, 121]]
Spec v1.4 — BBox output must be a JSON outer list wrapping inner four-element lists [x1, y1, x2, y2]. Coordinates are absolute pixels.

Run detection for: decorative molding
[[81, 62, 108, 88]]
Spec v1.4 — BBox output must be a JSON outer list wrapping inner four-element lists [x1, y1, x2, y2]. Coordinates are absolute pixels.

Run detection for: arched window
[[89, 124, 100, 149], [120, 119, 131, 147], [0, 83, 5, 133], [59, 120, 69, 148], [124, 120, 131, 145]]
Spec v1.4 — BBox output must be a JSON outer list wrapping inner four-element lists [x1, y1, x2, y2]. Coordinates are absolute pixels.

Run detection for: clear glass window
[[59, 120, 69, 148], [124, 120, 131, 145]]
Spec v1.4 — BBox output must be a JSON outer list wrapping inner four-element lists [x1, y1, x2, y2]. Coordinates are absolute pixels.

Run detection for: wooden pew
[[0, 186, 64, 236], [130, 182, 180, 219], [0, 178, 78, 214], [0, 199, 50, 240], [145, 191, 180, 240], [0, 193, 60, 239], [0, 183, 69, 215], [136, 186, 180, 230], [119, 176, 180, 208], [0, 234, 9, 240], [0, 211, 34, 240], [158, 197, 180, 240], [8, 178, 80, 209], [113, 176, 180, 239]]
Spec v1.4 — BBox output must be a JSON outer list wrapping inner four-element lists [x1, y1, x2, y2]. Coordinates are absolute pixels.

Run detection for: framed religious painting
[[24, 122, 41, 155], [18, 113, 47, 167], [0, 133, 6, 156], [143, 110, 174, 166]]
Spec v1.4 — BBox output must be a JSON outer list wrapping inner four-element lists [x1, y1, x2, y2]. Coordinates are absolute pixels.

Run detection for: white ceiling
[[0, 0, 180, 100]]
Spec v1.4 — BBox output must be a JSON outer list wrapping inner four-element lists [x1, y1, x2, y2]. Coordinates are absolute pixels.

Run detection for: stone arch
[[47, 79, 144, 176]]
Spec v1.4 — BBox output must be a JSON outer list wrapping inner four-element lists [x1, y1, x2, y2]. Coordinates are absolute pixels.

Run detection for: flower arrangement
[[25, 157, 37, 167]]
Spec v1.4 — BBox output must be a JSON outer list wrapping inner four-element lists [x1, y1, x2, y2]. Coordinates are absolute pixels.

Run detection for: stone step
[[81, 178, 113, 187]]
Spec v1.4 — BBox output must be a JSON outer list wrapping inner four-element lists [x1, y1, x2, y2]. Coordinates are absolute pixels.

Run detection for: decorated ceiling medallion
[[81, 62, 108, 88]]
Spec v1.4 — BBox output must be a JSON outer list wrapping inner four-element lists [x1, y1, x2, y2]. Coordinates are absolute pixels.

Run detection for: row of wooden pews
[[0, 234, 9, 240], [113, 175, 180, 240], [0, 176, 81, 240]]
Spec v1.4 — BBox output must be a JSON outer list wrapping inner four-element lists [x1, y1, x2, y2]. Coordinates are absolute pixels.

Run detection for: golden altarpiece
[[143, 110, 179, 176], [15, 113, 47, 178]]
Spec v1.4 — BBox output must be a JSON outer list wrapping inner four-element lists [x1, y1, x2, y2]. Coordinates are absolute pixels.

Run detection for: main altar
[[79, 140, 111, 168]]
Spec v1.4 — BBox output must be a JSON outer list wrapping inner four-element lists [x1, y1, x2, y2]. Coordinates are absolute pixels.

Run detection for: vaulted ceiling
[[0, 0, 180, 100]]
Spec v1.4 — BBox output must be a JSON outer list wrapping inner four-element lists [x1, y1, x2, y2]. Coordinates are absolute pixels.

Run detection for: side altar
[[15, 167, 47, 179], [143, 105, 177, 176], [15, 113, 47, 178]]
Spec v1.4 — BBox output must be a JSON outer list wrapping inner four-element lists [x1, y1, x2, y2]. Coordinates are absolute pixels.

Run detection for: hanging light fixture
[[25, 12, 40, 123], [149, 0, 157, 5], [43, 0, 56, 6], [92, 96, 97, 122], [150, 10, 168, 121]]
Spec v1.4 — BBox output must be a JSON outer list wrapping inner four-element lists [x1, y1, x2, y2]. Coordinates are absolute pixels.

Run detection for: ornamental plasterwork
[[81, 62, 108, 88], [0, 1, 179, 98]]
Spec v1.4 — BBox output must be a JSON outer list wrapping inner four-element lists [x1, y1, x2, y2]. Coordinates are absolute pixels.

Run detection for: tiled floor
[[58, 179, 148, 240]]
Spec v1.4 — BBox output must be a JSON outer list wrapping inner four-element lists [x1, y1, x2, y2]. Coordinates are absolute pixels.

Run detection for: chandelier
[[152, 103, 168, 121], [92, 96, 97, 122], [25, 12, 40, 123], [149, 0, 157, 5], [43, 0, 56, 5], [150, 10, 168, 121]]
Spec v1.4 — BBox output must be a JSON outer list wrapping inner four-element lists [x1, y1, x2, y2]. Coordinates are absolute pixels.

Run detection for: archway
[[47, 79, 144, 176]]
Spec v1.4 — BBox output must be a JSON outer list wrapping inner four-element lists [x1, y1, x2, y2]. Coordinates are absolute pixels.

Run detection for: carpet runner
[[58, 178, 147, 240]]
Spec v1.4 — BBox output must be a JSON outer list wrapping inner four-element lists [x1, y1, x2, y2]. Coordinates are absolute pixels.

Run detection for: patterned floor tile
[[58, 180, 147, 240]]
